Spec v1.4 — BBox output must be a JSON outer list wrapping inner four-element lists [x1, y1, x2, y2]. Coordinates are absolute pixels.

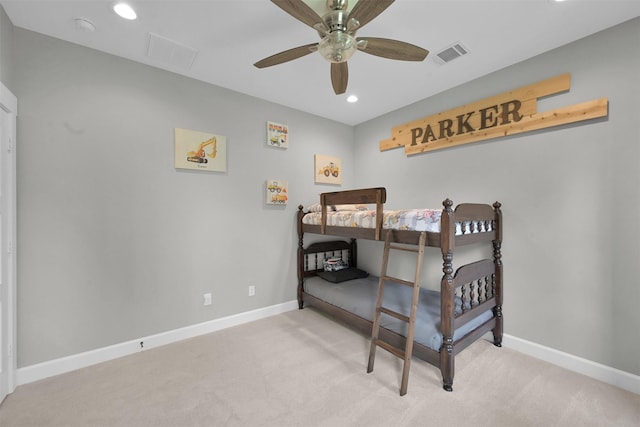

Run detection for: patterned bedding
[[302, 208, 443, 232], [302, 204, 494, 235]]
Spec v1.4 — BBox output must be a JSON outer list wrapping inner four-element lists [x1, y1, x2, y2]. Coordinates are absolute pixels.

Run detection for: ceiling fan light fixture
[[318, 32, 357, 63]]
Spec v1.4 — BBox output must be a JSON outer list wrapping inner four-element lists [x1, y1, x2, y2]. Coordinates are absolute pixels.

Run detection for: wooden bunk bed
[[296, 187, 503, 392]]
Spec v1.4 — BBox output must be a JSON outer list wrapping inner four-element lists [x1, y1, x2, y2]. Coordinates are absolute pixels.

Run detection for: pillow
[[306, 203, 323, 213], [306, 203, 337, 213], [317, 267, 369, 283], [332, 204, 369, 211], [323, 257, 348, 272]]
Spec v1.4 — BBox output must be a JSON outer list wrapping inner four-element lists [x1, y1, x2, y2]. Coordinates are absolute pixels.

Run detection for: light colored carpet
[[1, 308, 639, 426]]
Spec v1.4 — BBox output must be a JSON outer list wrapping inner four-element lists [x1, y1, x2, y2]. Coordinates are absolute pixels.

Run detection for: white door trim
[[0, 80, 17, 402]]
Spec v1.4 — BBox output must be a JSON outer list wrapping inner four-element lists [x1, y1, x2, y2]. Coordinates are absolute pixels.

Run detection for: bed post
[[492, 201, 503, 347], [350, 238, 357, 268], [439, 198, 456, 392], [297, 205, 305, 309]]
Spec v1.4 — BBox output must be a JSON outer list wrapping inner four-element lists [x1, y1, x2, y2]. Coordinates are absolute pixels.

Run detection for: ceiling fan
[[254, 0, 429, 95]]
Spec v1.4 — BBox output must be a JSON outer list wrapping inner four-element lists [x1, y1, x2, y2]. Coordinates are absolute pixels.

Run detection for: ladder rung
[[379, 307, 410, 322], [389, 244, 421, 253], [382, 275, 415, 287], [374, 339, 406, 359]]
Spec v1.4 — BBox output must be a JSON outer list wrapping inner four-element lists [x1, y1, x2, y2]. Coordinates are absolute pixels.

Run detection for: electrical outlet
[[203, 293, 212, 306], [248, 285, 255, 297]]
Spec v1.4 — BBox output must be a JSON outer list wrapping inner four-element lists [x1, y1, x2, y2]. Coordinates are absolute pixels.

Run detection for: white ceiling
[[2, 0, 639, 125]]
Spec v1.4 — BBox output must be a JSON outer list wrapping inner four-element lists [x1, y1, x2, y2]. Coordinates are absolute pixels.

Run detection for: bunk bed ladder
[[367, 230, 426, 396]]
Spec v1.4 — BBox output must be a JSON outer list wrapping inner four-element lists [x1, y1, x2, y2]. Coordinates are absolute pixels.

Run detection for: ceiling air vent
[[434, 42, 469, 64], [147, 32, 198, 70]]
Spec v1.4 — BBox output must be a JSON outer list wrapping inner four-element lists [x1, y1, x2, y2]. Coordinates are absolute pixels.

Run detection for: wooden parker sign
[[379, 74, 608, 156]]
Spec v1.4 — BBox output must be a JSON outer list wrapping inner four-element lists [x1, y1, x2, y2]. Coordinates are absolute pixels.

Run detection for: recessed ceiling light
[[113, 3, 137, 20], [347, 95, 358, 103]]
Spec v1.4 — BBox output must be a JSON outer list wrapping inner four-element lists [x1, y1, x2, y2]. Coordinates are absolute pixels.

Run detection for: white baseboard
[[16, 300, 299, 386], [503, 334, 640, 395], [16, 308, 639, 397]]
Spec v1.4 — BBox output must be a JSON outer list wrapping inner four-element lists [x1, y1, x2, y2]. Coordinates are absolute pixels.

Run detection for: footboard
[[452, 259, 498, 330], [439, 258, 502, 391], [439, 199, 503, 348]]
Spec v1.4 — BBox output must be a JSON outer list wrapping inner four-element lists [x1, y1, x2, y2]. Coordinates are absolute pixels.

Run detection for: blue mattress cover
[[305, 275, 493, 352]]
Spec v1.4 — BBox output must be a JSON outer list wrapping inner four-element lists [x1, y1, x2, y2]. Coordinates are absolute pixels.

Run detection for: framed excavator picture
[[314, 154, 342, 185], [174, 128, 227, 172]]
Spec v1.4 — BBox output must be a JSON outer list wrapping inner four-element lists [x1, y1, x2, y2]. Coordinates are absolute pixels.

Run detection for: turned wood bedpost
[[350, 238, 357, 269], [297, 205, 305, 309], [320, 193, 328, 235], [375, 190, 383, 241], [439, 198, 456, 392], [492, 201, 503, 346]]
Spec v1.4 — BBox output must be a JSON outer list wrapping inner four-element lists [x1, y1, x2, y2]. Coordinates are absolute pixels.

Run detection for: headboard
[[299, 239, 357, 279]]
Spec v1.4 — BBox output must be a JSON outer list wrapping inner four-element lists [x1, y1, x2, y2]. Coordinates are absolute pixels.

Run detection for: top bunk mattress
[[302, 207, 444, 232], [301, 206, 494, 235]]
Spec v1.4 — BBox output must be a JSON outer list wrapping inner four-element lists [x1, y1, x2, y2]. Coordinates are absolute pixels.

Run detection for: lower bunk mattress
[[305, 275, 494, 352]]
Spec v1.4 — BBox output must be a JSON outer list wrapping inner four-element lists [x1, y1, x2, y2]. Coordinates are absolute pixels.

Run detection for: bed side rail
[[320, 187, 386, 240], [450, 259, 497, 329], [320, 187, 387, 206]]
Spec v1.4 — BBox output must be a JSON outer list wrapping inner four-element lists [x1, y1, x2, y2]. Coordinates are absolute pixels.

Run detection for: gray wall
[[0, 4, 14, 89], [12, 28, 353, 367], [353, 17, 640, 375], [7, 7, 640, 378]]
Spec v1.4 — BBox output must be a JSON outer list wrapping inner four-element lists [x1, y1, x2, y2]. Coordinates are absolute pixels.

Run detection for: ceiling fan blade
[[348, 0, 395, 29], [331, 62, 348, 95], [357, 37, 429, 61], [271, 0, 324, 29], [254, 43, 318, 68]]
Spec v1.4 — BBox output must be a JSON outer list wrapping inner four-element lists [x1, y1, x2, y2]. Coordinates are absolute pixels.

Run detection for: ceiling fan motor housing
[[322, 9, 349, 33], [327, 0, 348, 13]]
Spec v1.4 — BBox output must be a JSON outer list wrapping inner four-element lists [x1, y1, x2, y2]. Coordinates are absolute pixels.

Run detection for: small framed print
[[175, 128, 227, 172], [265, 179, 288, 205], [314, 154, 342, 185], [267, 121, 288, 149]]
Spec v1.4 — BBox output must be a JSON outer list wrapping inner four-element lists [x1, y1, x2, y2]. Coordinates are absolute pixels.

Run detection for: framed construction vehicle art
[[314, 154, 342, 185], [174, 128, 227, 172], [266, 121, 288, 149], [265, 179, 288, 205]]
